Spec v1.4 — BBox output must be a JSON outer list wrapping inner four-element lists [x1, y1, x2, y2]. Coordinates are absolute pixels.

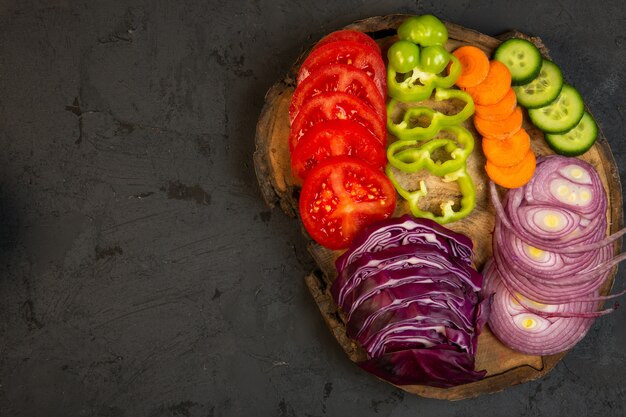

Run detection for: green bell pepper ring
[[387, 55, 461, 102], [387, 88, 475, 141], [385, 165, 476, 224], [387, 125, 475, 175]]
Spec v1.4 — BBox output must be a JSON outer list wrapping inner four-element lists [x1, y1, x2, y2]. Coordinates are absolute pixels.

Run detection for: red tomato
[[314, 30, 381, 53], [289, 92, 386, 153], [299, 156, 396, 250], [291, 119, 386, 182], [298, 41, 386, 98], [289, 64, 385, 124]]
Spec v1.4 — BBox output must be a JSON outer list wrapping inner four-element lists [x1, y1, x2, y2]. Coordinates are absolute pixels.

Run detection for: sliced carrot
[[474, 107, 523, 140], [453, 46, 490, 89], [474, 88, 517, 121], [482, 128, 531, 167], [465, 60, 511, 105], [486, 149, 536, 189]]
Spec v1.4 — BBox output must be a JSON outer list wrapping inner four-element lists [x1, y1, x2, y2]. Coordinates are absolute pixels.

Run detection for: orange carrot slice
[[474, 88, 517, 121], [486, 150, 536, 189], [465, 60, 511, 105], [474, 107, 523, 140], [453, 46, 490, 88], [482, 128, 531, 167]]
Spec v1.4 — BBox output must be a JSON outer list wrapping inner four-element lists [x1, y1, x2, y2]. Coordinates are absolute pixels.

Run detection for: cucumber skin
[[494, 38, 542, 86], [511, 68, 542, 87], [544, 138, 595, 157], [544, 113, 598, 156], [528, 85, 585, 134], [514, 60, 563, 109]]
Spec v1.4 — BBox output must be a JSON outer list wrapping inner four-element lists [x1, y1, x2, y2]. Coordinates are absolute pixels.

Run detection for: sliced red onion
[[482, 260, 598, 355], [487, 155, 625, 354]]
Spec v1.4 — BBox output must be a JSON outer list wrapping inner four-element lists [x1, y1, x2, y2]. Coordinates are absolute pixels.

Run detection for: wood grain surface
[[254, 14, 623, 400]]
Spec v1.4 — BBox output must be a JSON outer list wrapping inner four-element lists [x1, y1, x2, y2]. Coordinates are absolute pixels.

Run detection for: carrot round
[[465, 60, 512, 105], [453, 46, 490, 88], [482, 128, 531, 167], [474, 107, 523, 140], [474, 88, 517, 121], [486, 149, 536, 189]]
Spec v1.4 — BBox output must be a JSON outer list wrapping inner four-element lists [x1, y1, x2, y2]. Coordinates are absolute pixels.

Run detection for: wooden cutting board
[[253, 14, 623, 400]]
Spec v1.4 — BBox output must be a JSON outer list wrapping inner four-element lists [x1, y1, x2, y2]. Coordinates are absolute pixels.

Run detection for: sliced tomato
[[299, 156, 396, 250], [289, 64, 386, 124], [314, 29, 381, 53], [298, 41, 386, 98], [291, 119, 386, 182], [289, 91, 386, 153]]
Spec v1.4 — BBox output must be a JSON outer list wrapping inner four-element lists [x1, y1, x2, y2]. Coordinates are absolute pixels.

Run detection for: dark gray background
[[0, 0, 625, 416]]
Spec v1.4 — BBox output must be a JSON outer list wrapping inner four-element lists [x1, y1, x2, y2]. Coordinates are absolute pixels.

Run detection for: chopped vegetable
[[474, 88, 517, 121], [420, 45, 451, 74], [386, 88, 474, 141], [513, 59, 563, 109], [397, 15, 448, 47], [299, 156, 395, 250], [387, 55, 461, 102], [528, 84, 585, 134], [453, 45, 490, 88], [332, 216, 488, 387], [464, 60, 512, 105], [482, 259, 597, 355], [297, 41, 387, 98], [387, 40, 420, 73], [386, 125, 474, 175], [485, 150, 536, 189], [493, 38, 542, 86], [289, 91, 385, 152], [544, 111, 598, 156], [488, 156, 626, 308], [290, 119, 386, 181], [481, 128, 531, 167], [474, 106, 523, 140], [289, 64, 385, 124], [314, 29, 381, 53], [386, 165, 476, 225]]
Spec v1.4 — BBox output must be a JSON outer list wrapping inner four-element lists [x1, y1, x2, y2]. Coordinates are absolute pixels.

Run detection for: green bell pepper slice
[[387, 88, 475, 141], [387, 125, 475, 175], [385, 165, 476, 224], [387, 55, 461, 102]]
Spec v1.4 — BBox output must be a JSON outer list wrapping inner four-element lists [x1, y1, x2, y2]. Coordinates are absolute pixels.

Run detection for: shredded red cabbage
[[333, 216, 487, 387]]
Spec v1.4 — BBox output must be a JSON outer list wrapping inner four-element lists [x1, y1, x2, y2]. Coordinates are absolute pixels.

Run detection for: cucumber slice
[[545, 112, 597, 156], [528, 84, 585, 134], [513, 60, 563, 108], [494, 38, 542, 86]]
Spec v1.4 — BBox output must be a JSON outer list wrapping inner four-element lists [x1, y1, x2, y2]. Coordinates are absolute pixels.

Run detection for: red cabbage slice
[[333, 243, 482, 310], [358, 348, 486, 388], [332, 216, 487, 387], [343, 266, 474, 320], [336, 215, 474, 273]]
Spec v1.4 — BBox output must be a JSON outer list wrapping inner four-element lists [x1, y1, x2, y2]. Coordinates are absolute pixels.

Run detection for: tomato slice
[[298, 41, 386, 98], [314, 30, 381, 53], [289, 64, 386, 124], [291, 119, 386, 182], [299, 156, 396, 250], [289, 91, 386, 153]]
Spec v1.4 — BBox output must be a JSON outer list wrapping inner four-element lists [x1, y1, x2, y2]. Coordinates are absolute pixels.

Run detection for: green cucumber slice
[[494, 38, 542, 86], [513, 60, 563, 108], [528, 84, 585, 134], [545, 112, 597, 156]]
